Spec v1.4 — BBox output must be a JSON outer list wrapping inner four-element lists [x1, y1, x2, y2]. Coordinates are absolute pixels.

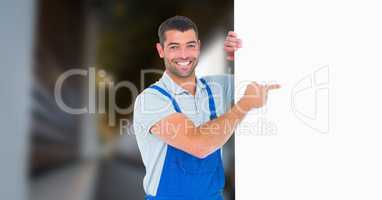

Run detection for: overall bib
[[145, 78, 225, 200]]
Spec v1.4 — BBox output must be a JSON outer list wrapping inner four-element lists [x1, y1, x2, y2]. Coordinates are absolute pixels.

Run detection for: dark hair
[[157, 15, 199, 46]]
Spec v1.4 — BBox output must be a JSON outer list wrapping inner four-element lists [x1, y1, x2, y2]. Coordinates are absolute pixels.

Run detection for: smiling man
[[133, 16, 280, 200]]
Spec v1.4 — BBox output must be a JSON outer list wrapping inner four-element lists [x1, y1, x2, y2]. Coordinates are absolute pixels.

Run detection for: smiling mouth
[[175, 60, 192, 66]]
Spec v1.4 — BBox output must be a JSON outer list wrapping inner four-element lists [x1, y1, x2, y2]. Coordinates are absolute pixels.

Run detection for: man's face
[[156, 29, 200, 78]]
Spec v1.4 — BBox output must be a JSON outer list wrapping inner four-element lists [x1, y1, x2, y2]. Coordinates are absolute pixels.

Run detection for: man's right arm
[[150, 82, 280, 158]]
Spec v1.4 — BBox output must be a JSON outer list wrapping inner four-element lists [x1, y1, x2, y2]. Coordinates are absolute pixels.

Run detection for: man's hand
[[224, 31, 242, 61], [238, 82, 281, 112]]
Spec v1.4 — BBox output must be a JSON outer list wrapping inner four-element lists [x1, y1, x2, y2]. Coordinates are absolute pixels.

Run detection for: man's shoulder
[[200, 74, 233, 83], [134, 83, 175, 114], [135, 86, 167, 105]]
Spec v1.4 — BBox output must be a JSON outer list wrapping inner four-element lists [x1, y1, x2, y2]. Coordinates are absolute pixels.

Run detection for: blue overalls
[[145, 78, 225, 200]]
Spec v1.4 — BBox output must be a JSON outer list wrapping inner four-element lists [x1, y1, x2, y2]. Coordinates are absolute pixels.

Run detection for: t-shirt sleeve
[[133, 90, 177, 136]]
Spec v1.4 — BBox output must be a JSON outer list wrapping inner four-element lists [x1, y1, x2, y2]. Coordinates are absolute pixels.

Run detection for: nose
[[178, 47, 188, 59]]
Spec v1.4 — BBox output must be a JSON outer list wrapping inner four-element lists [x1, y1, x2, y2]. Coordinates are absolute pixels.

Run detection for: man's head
[[156, 16, 200, 78]]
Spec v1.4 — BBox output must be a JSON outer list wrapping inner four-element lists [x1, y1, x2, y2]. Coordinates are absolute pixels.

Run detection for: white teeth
[[177, 61, 191, 66]]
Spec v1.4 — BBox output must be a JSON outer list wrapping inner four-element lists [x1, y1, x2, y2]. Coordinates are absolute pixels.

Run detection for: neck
[[165, 70, 197, 95]]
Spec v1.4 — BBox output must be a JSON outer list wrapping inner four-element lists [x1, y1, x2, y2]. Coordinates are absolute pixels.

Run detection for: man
[[133, 16, 280, 200]]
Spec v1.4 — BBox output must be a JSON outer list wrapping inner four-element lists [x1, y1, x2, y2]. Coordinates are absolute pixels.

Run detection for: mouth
[[175, 60, 192, 67]]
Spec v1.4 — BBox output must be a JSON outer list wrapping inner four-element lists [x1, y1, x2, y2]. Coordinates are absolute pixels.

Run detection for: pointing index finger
[[266, 84, 281, 91]]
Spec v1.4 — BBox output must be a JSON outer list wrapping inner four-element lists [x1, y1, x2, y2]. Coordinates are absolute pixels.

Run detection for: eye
[[169, 45, 178, 50], [187, 44, 196, 48]]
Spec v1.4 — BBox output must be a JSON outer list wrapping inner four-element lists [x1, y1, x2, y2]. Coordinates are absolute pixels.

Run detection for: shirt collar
[[160, 71, 206, 95]]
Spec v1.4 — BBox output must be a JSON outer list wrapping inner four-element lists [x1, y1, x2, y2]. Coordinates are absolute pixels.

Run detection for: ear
[[156, 43, 164, 58], [198, 40, 201, 49]]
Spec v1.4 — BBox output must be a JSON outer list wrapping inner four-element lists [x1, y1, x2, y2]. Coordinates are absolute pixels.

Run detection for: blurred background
[[1, 0, 234, 199]]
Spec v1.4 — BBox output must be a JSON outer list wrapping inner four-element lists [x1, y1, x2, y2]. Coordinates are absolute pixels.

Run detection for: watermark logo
[[291, 66, 330, 133], [54, 67, 138, 126], [53, 66, 330, 136]]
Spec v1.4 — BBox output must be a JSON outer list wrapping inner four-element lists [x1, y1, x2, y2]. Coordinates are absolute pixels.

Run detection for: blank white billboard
[[235, 0, 382, 199]]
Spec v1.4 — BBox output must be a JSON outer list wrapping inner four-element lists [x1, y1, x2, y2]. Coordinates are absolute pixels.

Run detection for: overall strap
[[149, 85, 182, 113], [149, 79, 217, 120], [199, 78, 218, 120]]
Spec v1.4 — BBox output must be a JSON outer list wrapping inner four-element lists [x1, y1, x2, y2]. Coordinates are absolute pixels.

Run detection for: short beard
[[164, 58, 198, 78]]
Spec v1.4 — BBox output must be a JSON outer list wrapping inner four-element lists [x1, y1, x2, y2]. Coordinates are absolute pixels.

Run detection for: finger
[[224, 40, 237, 46], [226, 38, 242, 49], [237, 39, 242, 48], [266, 84, 281, 91], [224, 46, 236, 52], [228, 31, 237, 37], [224, 41, 238, 48], [226, 36, 239, 42]]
